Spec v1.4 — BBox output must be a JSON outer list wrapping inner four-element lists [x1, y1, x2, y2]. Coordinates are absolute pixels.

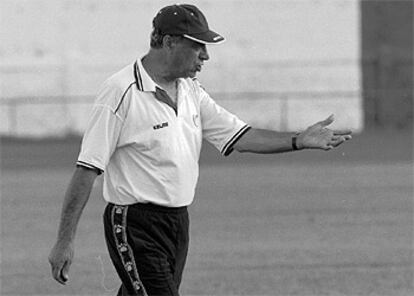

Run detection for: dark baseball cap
[[153, 4, 225, 45]]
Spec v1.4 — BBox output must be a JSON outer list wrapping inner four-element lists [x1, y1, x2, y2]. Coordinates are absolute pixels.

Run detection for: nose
[[199, 45, 209, 61]]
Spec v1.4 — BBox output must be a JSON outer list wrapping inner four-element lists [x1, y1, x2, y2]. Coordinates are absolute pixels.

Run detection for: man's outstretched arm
[[233, 115, 352, 153], [48, 166, 99, 285]]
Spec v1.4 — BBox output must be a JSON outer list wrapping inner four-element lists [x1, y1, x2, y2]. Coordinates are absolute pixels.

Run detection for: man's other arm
[[48, 166, 99, 285], [233, 115, 352, 153]]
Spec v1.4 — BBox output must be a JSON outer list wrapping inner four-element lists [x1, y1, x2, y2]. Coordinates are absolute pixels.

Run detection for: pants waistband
[[108, 202, 187, 214]]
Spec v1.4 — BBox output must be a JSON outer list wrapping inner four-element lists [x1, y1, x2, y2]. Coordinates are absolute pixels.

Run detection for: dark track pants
[[103, 203, 189, 296]]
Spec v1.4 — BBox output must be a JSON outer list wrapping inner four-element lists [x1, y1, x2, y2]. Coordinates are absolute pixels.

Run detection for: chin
[[185, 72, 197, 79]]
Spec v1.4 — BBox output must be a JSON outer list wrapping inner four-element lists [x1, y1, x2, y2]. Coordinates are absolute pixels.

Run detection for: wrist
[[56, 235, 75, 245], [57, 228, 76, 244], [292, 133, 303, 150]]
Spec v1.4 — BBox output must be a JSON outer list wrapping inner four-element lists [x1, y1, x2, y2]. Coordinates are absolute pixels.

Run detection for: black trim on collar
[[114, 82, 135, 114], [134, 61, 143, 91]]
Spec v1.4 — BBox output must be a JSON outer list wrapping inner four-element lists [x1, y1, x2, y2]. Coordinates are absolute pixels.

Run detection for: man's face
[[168, 37, 209, 79]]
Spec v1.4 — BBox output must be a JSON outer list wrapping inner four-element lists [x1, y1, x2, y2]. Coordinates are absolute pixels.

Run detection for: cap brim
[[183, 30, 225, 45]]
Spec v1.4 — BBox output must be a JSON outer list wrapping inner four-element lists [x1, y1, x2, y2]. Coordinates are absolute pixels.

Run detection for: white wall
[[0, 0, 362, 136]]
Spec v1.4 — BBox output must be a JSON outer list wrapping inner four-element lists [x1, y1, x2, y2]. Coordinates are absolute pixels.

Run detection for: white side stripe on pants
[[111, 205, 148, 296]]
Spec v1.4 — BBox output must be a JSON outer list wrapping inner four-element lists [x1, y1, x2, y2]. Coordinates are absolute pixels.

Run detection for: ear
[[162, 35, 176, 49]]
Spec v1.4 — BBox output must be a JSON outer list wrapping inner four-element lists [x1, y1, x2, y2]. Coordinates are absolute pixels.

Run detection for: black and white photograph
[[1, 0, 412, 295]]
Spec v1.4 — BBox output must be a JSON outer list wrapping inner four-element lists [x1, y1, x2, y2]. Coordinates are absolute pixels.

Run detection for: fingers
[[60, 261, 70, 283], [321, 144, 333, 151], [333, 129, 353, 136], [50, 259, 70, 285], [314, 114, 334, 128], [329, 135, 352, 148], [51, 265, 65, 285], [332, 135, 352, 141], [319, 135, 352, 151]]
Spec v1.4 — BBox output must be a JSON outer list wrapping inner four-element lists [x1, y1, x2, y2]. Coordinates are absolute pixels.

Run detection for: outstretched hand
[[297, 114, 352, 150]]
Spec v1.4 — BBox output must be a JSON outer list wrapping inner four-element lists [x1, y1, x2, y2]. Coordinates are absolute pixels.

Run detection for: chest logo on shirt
[[153, 122, 169, 130], [192, 114, 199, 127]]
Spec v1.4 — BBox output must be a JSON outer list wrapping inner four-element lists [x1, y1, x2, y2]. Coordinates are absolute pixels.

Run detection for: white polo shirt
[[77, 58, 250, 207]]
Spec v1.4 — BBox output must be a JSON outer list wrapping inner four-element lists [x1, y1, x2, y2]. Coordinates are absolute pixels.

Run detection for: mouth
[[188, 64, 203, 77]]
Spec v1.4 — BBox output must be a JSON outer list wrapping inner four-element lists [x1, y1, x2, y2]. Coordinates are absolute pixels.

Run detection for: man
[[48, 4, 352, 296]]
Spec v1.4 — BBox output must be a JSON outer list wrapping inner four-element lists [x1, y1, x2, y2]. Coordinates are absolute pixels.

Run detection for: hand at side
[[48, 241, 74, 284]]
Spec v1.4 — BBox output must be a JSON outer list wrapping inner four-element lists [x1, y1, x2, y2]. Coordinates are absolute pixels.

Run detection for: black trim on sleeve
[[221, 125, 251, 156], [76, 161, 104, 175]]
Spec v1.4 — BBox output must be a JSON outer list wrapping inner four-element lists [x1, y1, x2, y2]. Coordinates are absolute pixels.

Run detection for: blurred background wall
[[361, 0, 413, 129], [0, 0, 411, 137]]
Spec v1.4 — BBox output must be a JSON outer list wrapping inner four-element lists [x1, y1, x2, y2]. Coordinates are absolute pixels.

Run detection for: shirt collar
[[134, 57, 158, 92], [135, 57, 184, 93]]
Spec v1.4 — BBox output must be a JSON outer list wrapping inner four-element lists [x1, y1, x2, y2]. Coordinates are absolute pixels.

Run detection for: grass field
[[1, 129, 413, 295]]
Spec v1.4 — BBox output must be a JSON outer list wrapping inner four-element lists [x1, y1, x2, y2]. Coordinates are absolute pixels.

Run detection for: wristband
[[292, 135, 299, 150]]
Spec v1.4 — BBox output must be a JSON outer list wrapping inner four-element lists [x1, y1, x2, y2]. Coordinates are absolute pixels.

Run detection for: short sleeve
[[199, 88, 250, 156], [76, 82, 126, 173]]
